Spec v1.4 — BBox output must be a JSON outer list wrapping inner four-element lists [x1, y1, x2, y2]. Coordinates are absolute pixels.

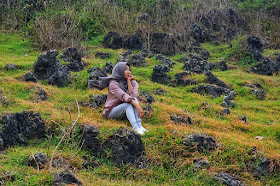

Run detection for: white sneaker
[[139, 126, 148, 133], [135, 128, 145, 135]]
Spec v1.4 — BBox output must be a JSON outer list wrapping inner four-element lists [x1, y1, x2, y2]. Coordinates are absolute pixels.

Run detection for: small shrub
[[227, 36, 249, 60], [239, 55, 256, 66]]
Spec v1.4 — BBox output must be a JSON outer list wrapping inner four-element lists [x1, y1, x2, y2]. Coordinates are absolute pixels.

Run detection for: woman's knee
[[125, 103, 134, 111]]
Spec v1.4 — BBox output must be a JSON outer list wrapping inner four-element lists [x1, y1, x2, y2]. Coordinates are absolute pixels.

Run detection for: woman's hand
[[127, 75, 134, 81], [136, 105, 144, 119]]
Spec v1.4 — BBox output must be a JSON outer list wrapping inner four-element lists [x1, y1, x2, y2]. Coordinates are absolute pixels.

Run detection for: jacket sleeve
[[109, 81, 134, 103], [128, 80, 139, 98]]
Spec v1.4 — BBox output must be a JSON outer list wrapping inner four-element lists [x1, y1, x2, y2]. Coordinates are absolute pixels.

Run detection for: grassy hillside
[[0, 32, 280, 185]]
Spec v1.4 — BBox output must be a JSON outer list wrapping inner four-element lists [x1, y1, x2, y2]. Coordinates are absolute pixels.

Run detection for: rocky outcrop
[[81, 94, 107, 109], [139, 91, 155, 104], [95, 52, 112, 59], [0, 111, 45, 150], [156, 54, 175, 68], [123, 34, 143, 50], [193, 85, 230, 98], [80, 125, 101, 155], [5, 63, 17, 71], [205, 71, 229, 88], [60, 47, 84, 72], [247, 36, 264, 62], [128, 54, 147, 67], [173, 72, 197, 86], [214, 173, 245, 186], [33, 50, 71, 87], [106, 128, 146, 169], [52, 172, 82, 186], [184, 56, 215, 74], [24, 72, 37, 83], [251, 57, 280, 76], [102, 62, 114, 74], [183, 134, 217, 153], [151, 65, 171, 85], [104, 31, 123, 49], [28, 152, 46, 169]]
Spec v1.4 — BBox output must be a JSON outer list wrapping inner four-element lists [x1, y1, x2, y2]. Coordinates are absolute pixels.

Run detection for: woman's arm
[[129, 99, 144, 118], [127, 80, 139, 97], [127, 79, 133, 93], [109, 81, 134, 103]]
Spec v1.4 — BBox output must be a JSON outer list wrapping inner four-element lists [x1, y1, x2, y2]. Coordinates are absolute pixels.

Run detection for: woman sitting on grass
[[88, 62, 148, 135]]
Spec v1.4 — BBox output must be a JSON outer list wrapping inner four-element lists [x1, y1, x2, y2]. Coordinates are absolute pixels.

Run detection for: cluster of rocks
[[245, 83, 266, 100], [106, 128, 146, 168], [155, 54, 175, 68], [104, 31, 187, 56], [33, 86, 47, 102], [81, 94, 107, 109], [26, 151, 83, 185], [0, 111, 46, 150], [150, 32, 187, 56], [128, 54, 147, 67], [180, 55, 235, 114], [4, 63, 17, 71], [60, 47, 84, 72], [251, 57, 280, 76], [173, 72, 197, 86], [183, 55, 215, 74], [27, 48, 84, 87], [139, 90, 156, 116], [102, 62, 114, 74], [139, 90, 155, 104], [104, 32, 143, 50], [214, 173, 245, 186], [205, 71, 229, 88], [28, 152, 46, 169], [80, 125, 102, 154], [95, 52, 112, 59], [250, 158, 276, 178], [52, 171, 82, 186], [33, 50, 70, 87], [198, 8, 246, 43], [193, 85, 230, 98], [191, 23, 218, 44], [219, 59, 229, 71], [117, 50, 132, 62], [81, 126, 146, 169], [183, 134, 217, 153], [88, 67, 107, 81], [103, 8, 246, 57], [151, 65, 171, 85], [24, 72, 37, 83], [246, 146, 277, 178], [170, 112, 192, 125], [194, 83, 234, 114], [245, 36, 280, 76], [247, 35, 264, 62], [193, 158, 210, 170], [140, 44, 154, 58]]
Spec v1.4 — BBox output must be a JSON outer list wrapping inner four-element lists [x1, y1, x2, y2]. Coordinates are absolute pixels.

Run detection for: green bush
[[227, 36, 249, 60], [80, 12, 103, 40]]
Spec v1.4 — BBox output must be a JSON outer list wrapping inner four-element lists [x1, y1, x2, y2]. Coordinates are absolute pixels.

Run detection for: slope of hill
[[0, 32, 280, 185]]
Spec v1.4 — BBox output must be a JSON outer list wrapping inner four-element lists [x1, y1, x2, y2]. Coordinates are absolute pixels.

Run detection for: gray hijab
[[88, 62, 130, 91]]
